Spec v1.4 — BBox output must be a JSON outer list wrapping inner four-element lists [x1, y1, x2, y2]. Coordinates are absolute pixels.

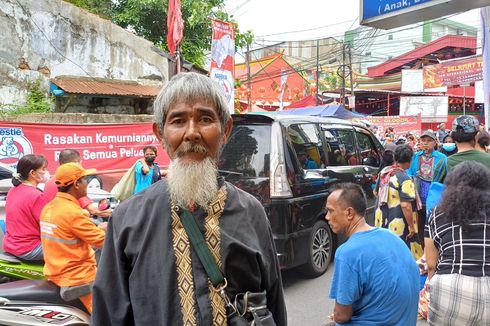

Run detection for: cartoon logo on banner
[[0, 127, 33, 166], [210, 69, 233, 105]]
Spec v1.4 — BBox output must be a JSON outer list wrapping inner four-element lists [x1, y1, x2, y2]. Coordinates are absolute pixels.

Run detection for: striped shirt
[[425, 207, 490, 277]]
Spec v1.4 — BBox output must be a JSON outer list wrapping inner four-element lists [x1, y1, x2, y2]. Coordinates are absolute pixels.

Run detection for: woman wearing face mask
[[4, 154, 49, 262], [134, 145, 162, 194], [439, 135, 458, 157]]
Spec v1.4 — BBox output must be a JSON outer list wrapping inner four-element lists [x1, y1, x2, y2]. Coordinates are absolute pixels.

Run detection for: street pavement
[[282, 264, 429, 326]]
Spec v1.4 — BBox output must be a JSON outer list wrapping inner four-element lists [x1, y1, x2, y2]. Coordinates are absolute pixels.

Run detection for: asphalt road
[[282, 264, 429, 326]]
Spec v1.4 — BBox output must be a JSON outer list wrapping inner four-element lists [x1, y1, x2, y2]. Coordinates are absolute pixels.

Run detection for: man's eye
[[170, 118, 184, 124], [201, 116, 213, 123]]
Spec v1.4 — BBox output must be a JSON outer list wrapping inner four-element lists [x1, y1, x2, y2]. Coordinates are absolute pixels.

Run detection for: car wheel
[[86, 175, 103, 189], [302, 220, 333, 278]]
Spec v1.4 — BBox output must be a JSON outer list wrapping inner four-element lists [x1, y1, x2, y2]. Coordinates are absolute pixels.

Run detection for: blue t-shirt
[[329, 228, 419, 325], [134, 161, 155, 194]]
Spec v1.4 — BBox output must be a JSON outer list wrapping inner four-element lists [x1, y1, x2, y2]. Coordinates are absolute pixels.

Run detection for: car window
[[0, 165, 13, 181], [287, 123, 324, 170], [322, 127, 358, 166], [356, 131, 380, 166], [219, 125, 271, 177]]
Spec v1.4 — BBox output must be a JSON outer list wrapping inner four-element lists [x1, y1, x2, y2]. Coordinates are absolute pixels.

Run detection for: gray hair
[[153, 72, 231, 132]]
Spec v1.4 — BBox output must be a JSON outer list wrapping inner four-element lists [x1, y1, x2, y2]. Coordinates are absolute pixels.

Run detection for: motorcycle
[[0, 198, 112, 283], [0, 280, 90, 325]]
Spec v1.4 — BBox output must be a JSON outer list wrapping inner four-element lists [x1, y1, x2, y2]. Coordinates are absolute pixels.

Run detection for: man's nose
[[184, 120, 201, 142]]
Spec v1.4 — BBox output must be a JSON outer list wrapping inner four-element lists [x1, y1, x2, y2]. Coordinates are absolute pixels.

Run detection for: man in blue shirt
[[407, 130, 447, 245], [134, 145, 162, 194], [325, 183, 419, 325], [298, 150, 319, 169]]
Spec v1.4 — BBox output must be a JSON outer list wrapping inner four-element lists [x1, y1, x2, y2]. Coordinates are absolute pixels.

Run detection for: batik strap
[[171, 186, 228, 326]]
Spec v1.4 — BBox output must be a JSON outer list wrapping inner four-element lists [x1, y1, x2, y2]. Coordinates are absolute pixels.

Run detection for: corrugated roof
[[51, 77, 161, 97]]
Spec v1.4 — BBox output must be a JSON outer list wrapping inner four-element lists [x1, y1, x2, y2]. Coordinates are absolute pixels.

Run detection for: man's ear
[[346, 207, 355, 220], [153, 123, 163, 143], [221, 117, 233, 144]]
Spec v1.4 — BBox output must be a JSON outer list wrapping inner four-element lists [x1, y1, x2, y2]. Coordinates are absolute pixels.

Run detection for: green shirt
[[434, 149, 490, 183]]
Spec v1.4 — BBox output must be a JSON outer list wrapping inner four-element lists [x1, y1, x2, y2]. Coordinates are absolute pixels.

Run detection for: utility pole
[[341, 42, 346, 106], [246, 43, 251, 112], [348, 45, 355, 111], [315, 39, 320, 106]]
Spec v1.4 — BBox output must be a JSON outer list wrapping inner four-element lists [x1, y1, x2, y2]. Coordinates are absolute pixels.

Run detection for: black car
[[218, 114, 383, 277]]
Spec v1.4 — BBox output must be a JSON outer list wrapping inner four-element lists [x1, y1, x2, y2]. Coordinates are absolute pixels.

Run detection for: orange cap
[[55, 162, 97, 187]]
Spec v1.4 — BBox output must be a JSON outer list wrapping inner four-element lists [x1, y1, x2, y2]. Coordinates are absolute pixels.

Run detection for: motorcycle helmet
[[452, 115, 480, 134]]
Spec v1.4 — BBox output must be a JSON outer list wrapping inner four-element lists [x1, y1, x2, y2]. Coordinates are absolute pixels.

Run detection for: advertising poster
[[399, 96, 449, 122], [423, 55, 483, 89], [0, 122, 168, 190], [354, 114, 422, 136], [210, 19, 235, 114]]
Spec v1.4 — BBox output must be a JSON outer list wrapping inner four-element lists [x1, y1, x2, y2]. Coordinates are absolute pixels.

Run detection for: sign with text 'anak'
[[361, 0, 490, 29], [0, 122, 168, 174]]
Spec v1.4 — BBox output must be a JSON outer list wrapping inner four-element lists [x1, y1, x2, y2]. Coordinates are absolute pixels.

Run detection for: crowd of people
[[2, 71, 490, 325]]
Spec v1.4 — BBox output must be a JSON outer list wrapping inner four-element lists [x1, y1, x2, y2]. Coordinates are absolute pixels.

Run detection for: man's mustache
[[175, 142, 209, 157]]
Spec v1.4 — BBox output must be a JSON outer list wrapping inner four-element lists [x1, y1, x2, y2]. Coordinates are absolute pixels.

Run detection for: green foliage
[[3, 80, 53, 115], [66, 0, 253, 68]]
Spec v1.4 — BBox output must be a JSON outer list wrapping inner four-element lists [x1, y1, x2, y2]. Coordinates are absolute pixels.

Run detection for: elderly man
[[407, 130, 447, 246], [92, 72, 287, 325], [326, 183, 419, 325]]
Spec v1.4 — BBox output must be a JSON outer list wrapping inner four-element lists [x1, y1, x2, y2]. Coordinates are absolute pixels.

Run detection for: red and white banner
[[423, 55, 483, 89], [210, 19, 235, 114], [0, 122, 169, 189], [354, 114, 422, 136], [167, 0, 184, 56]]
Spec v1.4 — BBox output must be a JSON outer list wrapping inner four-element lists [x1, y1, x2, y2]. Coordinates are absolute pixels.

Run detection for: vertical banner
[[482, 7, 490, 129], [210, 19, 235, 114]]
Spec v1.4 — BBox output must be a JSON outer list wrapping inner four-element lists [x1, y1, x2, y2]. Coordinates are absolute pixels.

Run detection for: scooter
[[0, 280, 90, 325]]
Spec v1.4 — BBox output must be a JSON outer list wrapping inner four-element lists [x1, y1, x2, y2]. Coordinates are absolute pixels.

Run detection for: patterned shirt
[[425, 207, 490, 277]]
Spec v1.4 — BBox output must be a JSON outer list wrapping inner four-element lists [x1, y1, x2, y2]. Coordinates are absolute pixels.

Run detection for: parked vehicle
[[218, 114, 383, 277], [0, 280, 90, 325]]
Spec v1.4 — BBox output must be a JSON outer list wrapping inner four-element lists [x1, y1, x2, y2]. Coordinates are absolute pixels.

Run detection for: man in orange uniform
[[40, 163, 106, 313]]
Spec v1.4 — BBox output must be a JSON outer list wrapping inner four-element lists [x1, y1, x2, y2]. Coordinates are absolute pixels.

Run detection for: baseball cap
[[452, 115, 480, 134], [420, 130, 437, 141], [55, 162, 96, 187]]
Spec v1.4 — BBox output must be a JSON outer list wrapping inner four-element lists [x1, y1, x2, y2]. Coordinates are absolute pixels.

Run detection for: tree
[[66, 0, 253, 69]]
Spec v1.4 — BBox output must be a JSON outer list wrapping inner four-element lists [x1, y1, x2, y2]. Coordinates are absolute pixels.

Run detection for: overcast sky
[[225, 0, 481, 44]]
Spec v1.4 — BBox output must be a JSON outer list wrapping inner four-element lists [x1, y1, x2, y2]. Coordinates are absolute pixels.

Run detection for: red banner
[[210, 19, 235, 113], [354, 114, 422, 137], [0, 122, 169, 189], [423, 55, 483, 88]]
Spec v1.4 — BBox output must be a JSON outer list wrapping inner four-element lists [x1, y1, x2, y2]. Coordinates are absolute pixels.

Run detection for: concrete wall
[[0, 0, 168, 109]]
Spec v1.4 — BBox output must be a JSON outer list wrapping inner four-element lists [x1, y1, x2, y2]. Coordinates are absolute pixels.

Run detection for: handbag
[[177, 208, 276, 326], [110, 162, 137, 201]]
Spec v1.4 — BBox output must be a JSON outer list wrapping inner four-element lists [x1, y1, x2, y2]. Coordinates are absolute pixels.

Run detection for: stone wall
[[0, 0, 168, 109]]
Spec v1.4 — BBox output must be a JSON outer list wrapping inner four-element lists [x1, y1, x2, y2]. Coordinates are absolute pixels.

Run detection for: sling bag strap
[[176, 207, 225, 288]]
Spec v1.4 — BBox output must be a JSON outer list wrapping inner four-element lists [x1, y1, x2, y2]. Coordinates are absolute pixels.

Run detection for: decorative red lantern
[[259, 87, 266, 93], [293, 87, 300, 94]]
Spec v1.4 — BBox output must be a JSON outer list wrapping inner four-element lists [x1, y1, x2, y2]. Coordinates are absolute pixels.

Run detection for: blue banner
[[363, 0, 434, 20]]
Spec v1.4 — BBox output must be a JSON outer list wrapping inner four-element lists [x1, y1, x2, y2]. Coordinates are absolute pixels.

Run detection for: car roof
[[231, 113, 369, 129]]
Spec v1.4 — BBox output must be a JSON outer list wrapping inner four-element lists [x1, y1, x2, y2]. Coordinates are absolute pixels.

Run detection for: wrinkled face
[[325, 190, 350, 235], [420, 136, 435, 152], [153, 101, 232, 164]]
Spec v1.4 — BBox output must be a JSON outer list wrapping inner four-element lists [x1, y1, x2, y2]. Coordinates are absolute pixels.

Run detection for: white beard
[[167, 157, 219, 209]]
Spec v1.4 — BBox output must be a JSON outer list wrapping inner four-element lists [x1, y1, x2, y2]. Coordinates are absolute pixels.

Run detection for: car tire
[[86, 175, 103, 189], [302, 220, 333, 278]]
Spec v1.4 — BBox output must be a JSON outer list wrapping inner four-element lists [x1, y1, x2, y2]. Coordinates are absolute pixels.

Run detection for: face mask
[[37, 170, 50, 183], [442, 143, 456, 151], [145, 157, 156, 164]]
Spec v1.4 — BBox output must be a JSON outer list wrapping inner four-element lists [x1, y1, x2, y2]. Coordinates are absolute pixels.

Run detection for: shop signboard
[[353, 114, 422, 136], [361, 0, 490, 29], [423, 55, 483, 89], [0, 122, 168, 189], [399, 96, 449, 122]]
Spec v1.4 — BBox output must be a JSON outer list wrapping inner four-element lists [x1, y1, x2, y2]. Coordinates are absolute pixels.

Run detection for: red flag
[[167, 0, 184, 56]]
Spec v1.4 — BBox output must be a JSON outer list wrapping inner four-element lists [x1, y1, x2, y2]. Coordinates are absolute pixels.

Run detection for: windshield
[[218, 124, 271, 178]]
